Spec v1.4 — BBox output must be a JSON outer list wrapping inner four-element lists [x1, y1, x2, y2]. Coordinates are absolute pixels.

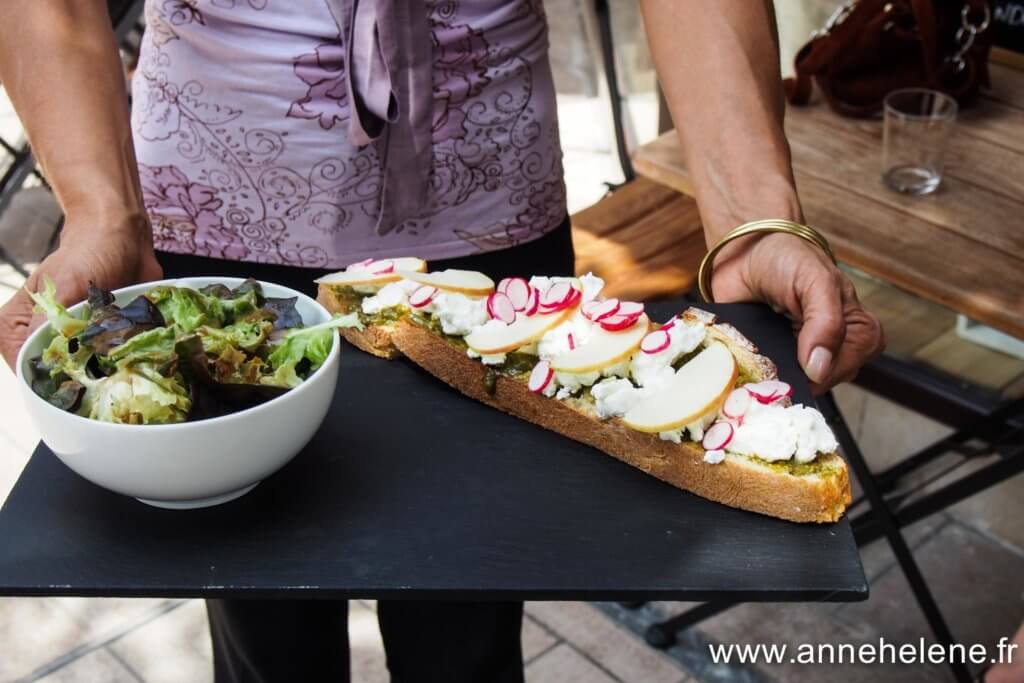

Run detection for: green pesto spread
[[493, 352, 537, 379], [411, 314, 468, 351], [326, 285, 367, 311], [326, 285, 410, 327], [364, 306, 408, 326], [741, 454, 833, 477]]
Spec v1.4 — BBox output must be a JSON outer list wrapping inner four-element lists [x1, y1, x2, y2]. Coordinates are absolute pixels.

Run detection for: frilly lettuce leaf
[[146, 286, 225, 332], [105, 326, 178, 366], [87, 363, 191, 425], [197, 320, 273, 355], [28, 276, 87, 338], [263, 313, 362, 388]]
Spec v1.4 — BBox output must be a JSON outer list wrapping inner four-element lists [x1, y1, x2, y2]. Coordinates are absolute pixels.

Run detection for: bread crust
[[392, 319, 851, 523], [316, 286, 401, 359]]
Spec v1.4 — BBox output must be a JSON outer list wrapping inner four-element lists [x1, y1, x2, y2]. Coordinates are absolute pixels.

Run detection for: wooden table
[[633, 62, 1024, 341]]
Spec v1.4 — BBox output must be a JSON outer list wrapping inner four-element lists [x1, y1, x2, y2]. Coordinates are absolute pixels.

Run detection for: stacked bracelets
[[697, 219, 837, 303]]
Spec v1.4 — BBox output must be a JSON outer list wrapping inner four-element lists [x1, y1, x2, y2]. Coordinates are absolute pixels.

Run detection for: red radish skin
[[757, 380, 792, 400], [568, 333, 576, 350], [523, 288, 540, 316], [538, 286, 581, 314], [581, 301, 603, 321], [744, 383, 778, 404], [702, 421, 734, 451], [369, 260, 395, 275], [505, 278, 531, 311], [591, 298, 620, 322], [496, 277, 514, 295], [640, 329, 671, 354], [599, 313, 642, 332], [541, 282, 572, 307], [562, 287, 582, 310], [616, 301, 644, 317], [528, 360, 554, 393], [409, 285, 437, 309], [721, 388, 752, 420], [486, 292, 517, 324], [350, 257, 375, 269]]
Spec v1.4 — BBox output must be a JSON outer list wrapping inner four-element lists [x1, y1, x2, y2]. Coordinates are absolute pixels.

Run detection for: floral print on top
[[132, 0, 565, 268]]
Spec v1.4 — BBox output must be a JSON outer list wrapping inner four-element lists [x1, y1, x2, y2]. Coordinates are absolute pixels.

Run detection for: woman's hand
[[710, 232, 885, 394], [0, 215, 162, 368]]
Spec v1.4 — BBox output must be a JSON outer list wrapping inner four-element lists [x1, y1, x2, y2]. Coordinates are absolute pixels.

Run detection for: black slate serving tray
[[0, 301, 866, 601]]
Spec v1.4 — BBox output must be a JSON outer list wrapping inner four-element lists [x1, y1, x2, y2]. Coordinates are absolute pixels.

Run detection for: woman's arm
[[0, 0, 161, 367], [639, 0, 883, 391]]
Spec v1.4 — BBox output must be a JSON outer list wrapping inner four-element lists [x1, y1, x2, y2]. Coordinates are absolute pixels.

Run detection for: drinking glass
[[881, 88, 958, 195]]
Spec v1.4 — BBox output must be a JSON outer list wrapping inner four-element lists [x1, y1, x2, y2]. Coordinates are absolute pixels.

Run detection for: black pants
[[157, 219, 575, 683]]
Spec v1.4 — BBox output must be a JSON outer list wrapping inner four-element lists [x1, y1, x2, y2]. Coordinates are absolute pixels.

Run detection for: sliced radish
[[744, 381, 791, 404], [369, 259, 395, 275], [757, 380, 792, 400], [589, 298, 621, 322], [349, 257, 375, 270], [505, 278, 531, 311], [523, 287, 540, 316], [409, 285, 437, 309], [662, 315, 679, 330], [616, 301, 645, 317], [568, 332, 576, 350], [541, 282, 573, 308], [581, 300, 604, 321], [486, 292, 517, 324], [744, 383, 776, 404], [640, 329, 671, 354], [497, 277, 527, 296], [565, 286, 582, 306], [702, 421, 734, 451], [599, 313, 642, 332], [539, 285, 581, 314], [721, 388, 752, 420], [528, 360, 554, 394]]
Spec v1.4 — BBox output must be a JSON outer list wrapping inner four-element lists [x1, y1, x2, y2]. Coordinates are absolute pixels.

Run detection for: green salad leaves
[[27, 278, 361, 425]]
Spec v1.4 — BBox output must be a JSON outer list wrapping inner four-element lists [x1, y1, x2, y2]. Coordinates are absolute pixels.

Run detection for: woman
[[0, 1, 883, 681]]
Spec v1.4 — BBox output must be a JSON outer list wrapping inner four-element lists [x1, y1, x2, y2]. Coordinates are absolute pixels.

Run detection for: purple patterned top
[[131, 0, 565, 268]]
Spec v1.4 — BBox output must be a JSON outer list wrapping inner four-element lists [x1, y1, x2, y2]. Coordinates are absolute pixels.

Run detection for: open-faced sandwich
[[317, 260, 851, 523]]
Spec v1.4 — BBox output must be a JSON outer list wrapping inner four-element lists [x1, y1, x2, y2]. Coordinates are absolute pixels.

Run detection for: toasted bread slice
[[390, 317, 850, 523], [319, 267, 851, 522]]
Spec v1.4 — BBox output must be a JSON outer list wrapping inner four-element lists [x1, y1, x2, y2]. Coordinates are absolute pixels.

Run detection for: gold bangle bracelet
[[697, 219, 838, 303]]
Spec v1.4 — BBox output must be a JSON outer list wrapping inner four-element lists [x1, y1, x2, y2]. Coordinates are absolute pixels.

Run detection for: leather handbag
[[784, 0, 994, 117]]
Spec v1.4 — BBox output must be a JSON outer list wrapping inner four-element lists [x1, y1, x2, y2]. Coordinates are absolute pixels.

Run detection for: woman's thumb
[[796, 278, 845, 385]]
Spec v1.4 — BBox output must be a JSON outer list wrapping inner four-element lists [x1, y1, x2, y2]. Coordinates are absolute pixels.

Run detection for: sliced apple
[[465, 304, 578, 355], [397, 269, 495, 297], [621, 341, 737, 433], [315, 257, 426, 286], [550, 315, 650, 374]]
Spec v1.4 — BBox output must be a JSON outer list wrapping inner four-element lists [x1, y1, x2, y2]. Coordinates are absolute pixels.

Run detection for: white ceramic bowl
[[16, 277, 340, 509]]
